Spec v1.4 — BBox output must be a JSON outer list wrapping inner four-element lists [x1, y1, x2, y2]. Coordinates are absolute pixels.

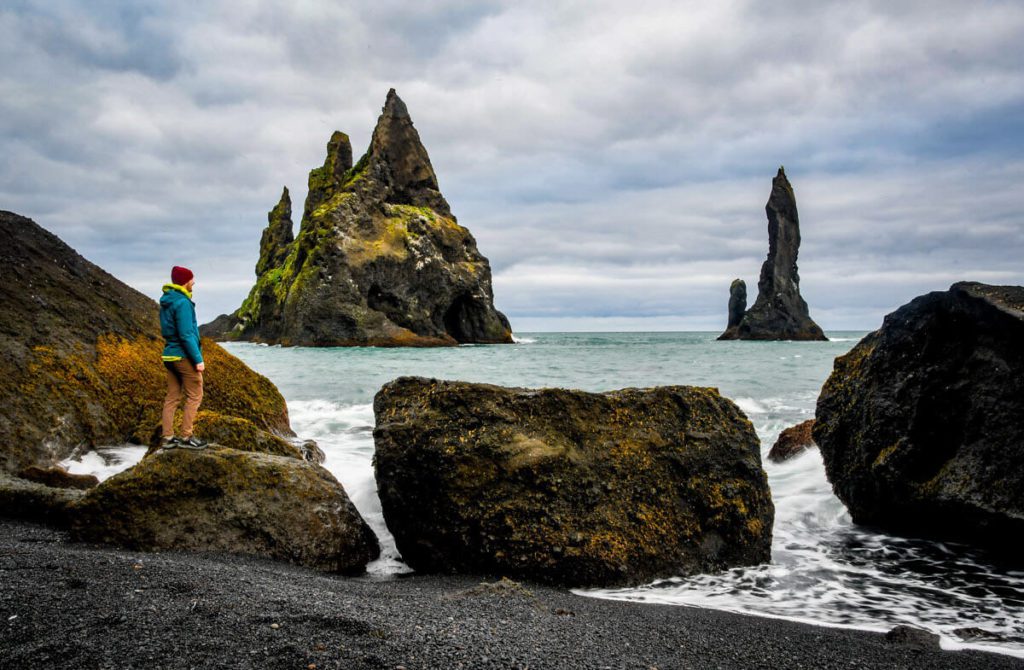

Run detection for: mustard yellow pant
[[162, 360, 204, 438]]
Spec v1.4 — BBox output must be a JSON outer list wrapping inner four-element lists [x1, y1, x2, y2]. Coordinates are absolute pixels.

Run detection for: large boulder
[[201, 89, 512, 347], [70, 447, 380, 574], [373, 377, 773, 587], [0, 210, 293, 474], [814, 282, 1024, 551], [718, 167, 826, 341]]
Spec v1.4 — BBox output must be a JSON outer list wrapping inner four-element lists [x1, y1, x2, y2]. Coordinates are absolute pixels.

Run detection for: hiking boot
[[160, 436, 181, 449], [178, 436, 208, 450]]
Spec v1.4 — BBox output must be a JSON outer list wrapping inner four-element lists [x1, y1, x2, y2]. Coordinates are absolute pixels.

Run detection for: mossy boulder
[[814, 282, 1024, 552], [0, 210, 292, 474], [141, 411, 303, 459], [201, 89, 512, 347], [373, 377, 774, 587], [767, 419, 816, 463], [70, 447, 380, 574]]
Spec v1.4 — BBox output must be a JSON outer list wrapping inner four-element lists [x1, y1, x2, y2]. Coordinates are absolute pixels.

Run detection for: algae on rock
[[203, 89, 512, 347], [373, 377, 774, 587], [0, 211, 292, 474]]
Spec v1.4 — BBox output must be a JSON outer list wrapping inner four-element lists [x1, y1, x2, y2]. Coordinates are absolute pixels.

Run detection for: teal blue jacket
[[160, 283, 203, 365]]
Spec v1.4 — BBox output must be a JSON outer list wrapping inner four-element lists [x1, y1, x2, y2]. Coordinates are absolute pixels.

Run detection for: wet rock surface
[[2, 519, 1019, 670], [719, 168, 826, 341], [70, 447, 379, 574], [374, 377, 774, 587], [202, 90, 512, 347], [0, 210, 293, 474], [768, 419, 817, 463], [16, 465, 99, 490], [814, 282, 1024, 552]]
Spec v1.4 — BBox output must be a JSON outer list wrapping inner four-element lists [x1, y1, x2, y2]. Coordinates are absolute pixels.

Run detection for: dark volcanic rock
[[719, 168, 826, 341], [201, 89, 512, 347], [70, 446, 380, 574], [768, 419, 816, 463], [0, 471, 84, 527], [373, 377, 774, 587], [0, 211, 293, 474], [726, 278, 747, 329], [255, 187, 295, 276], [813, 282, 1024, 552], [17, 466, 98, 490]]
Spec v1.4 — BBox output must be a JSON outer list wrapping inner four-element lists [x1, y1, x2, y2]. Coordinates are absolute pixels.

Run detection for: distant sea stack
[[718, 168, 827, 341], [201, 89, 513, 347]]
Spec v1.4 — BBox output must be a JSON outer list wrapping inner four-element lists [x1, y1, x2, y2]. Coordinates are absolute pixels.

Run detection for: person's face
[[186, 278, 195, 292]]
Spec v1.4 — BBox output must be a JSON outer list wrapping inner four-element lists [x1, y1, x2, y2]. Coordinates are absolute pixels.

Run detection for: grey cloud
[[1, 1, 1022, 330]]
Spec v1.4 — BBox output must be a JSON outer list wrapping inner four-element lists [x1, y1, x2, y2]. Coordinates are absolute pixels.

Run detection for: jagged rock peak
[[256, 187, 294, 276], [324, 131, 354, 178], [369, 88, 447, 212], [199, 90, 512, 347], [718, 167, 826, 341], [382, 87, 410, 118], [304, 131, 354, 218]]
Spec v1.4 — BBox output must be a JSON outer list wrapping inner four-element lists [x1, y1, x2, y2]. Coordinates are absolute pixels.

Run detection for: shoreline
[[2, 519, 1020, 669]]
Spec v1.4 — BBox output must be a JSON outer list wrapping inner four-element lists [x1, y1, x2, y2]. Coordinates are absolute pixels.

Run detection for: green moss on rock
[[70, 447, 380, 573], [373, 377, 773, 588]]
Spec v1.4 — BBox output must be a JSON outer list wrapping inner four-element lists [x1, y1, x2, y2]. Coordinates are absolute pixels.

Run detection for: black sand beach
[[2, 520, 1020, 669]]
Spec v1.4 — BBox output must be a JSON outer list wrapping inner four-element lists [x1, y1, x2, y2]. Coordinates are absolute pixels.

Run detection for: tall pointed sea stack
[[202, 90, 512, 346], [718, 167, 826, 341]]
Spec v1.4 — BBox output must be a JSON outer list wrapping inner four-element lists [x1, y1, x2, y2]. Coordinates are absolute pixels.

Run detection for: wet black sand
[[2, 520, 1020, 669]]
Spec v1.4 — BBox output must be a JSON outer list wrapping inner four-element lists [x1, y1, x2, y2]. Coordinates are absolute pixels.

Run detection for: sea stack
[[718, 168, 827, 341], [201, 89, 513, 347]]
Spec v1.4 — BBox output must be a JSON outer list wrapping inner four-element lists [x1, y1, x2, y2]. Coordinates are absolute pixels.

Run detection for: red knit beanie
[[171, 266, 194, 285]]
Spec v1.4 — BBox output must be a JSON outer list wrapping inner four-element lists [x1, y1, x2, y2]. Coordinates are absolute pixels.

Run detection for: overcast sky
[[2, 1, 1022, 332]]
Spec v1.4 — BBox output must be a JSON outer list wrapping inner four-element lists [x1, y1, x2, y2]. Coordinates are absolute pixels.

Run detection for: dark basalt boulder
[[719, 168, 827, 341], [202, 89, 512, 347], [373, 377, 774, 587], [813, 282, 1024, 552], [70, 446, 380, 574], [0, 211, 293, 474], [767, 419, 816, 463]]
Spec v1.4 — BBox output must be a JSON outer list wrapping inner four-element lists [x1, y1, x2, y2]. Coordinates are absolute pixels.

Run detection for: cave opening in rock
[[444, 294, 486, 343]]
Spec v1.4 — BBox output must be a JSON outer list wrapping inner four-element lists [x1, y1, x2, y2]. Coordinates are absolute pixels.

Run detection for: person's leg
[[175, 360, 204, 438], [161, 362, 183, 438]]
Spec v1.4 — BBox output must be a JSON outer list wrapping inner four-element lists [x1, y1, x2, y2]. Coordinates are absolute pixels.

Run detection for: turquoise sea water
[[65, 332, 1024, 657]]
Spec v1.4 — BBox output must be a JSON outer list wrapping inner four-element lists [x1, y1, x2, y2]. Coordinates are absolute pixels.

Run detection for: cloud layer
[[2, 0, 1022, 331]]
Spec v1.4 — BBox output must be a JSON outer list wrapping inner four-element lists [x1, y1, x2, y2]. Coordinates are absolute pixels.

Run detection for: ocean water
[[63, 332, 1024, 658]]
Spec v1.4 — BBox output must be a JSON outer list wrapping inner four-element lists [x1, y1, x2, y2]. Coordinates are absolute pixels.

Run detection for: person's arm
[[175, 301, 204, 367]]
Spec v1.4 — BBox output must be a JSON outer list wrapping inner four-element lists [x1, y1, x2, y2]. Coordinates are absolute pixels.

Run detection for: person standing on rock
[[159, 266, 208, 449]]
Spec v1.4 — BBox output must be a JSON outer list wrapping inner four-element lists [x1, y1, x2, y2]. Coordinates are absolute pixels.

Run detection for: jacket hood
[[162, 283, 193, 300]]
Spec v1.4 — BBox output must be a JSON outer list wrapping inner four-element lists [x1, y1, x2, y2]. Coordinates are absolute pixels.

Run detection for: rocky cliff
[[719, 168, 826, 341], [0, 210, 292, 473], [202, 90, 512, 346]]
